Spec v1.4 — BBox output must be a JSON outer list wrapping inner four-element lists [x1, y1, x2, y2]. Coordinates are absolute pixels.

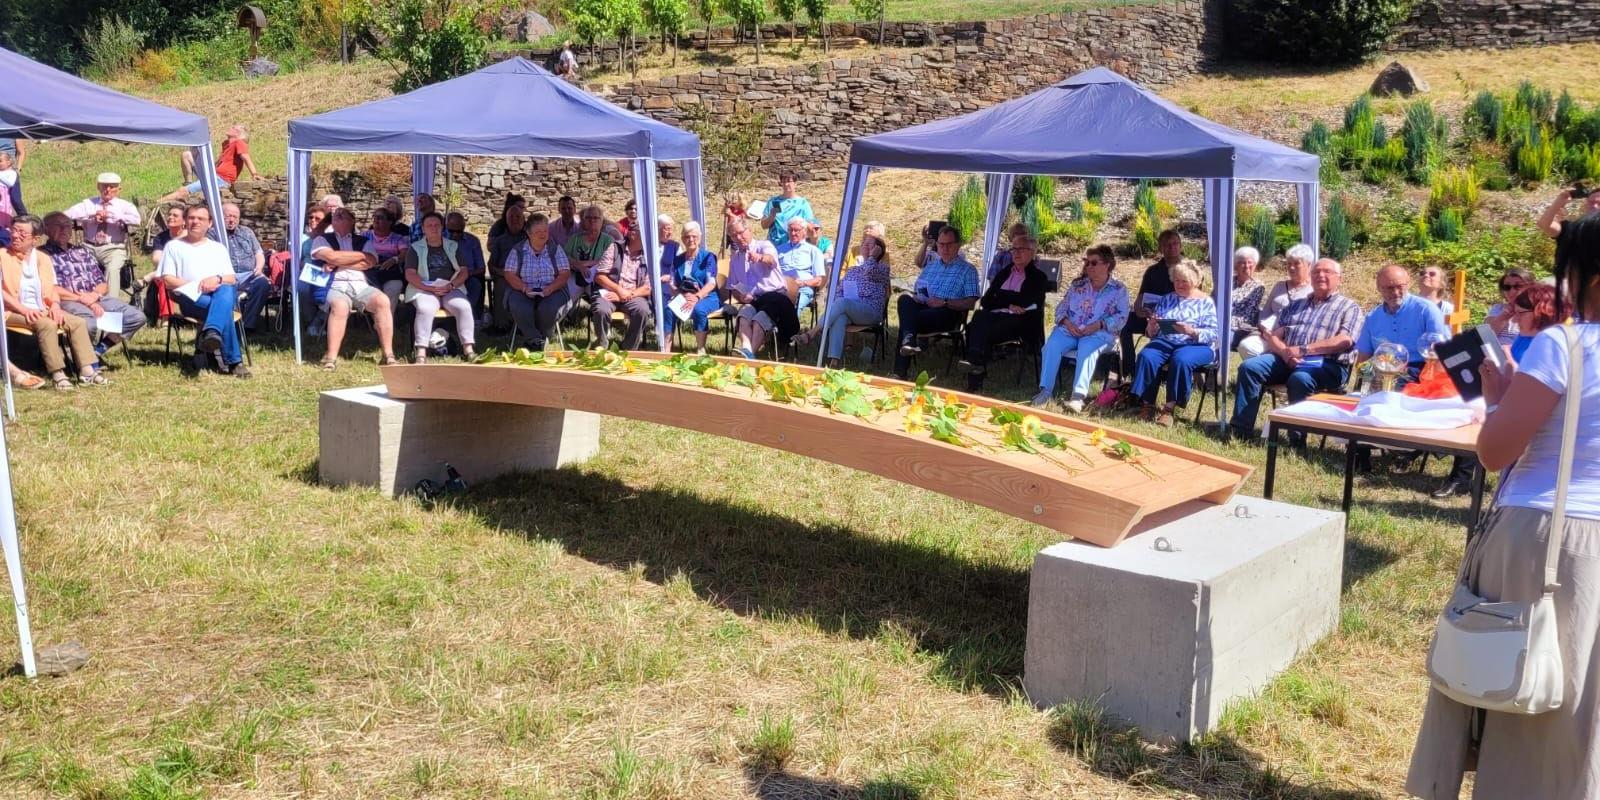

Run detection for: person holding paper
[[774, 217, 826, 314], [309, 207, 398, 371], [959, 235, 1048, 393], [798, 232, 890, 368], [1033, 245, 1128, 411], [1238, 244, 1314, 360], [1118, 228, 1181, 380], [1226, 258, 1362, 443], [402, 212, 475, 363], [1129, 260, 1218, 426], [40, 212, 147, 358], [1, 215, 104, 389], [504, 214, 573, 350], [591, 226, 653, 350], [663, 221, 721, 354], [159, 205, 252, 377]]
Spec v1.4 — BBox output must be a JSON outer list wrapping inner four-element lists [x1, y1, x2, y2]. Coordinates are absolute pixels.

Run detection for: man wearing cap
[[64, 172, 141, 298]]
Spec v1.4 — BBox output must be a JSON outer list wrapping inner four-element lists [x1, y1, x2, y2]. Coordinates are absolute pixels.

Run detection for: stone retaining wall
[[1390, 0, 1600, 51]]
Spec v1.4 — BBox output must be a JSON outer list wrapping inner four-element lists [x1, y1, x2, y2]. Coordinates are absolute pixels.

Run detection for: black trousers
[[963, 310, 1032, 391], [753, 292, 801, 342], [894, 294, 964, 377]]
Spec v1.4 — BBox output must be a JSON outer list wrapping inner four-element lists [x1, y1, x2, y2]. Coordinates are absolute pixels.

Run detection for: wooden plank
[[383, 355, 1252, 547]]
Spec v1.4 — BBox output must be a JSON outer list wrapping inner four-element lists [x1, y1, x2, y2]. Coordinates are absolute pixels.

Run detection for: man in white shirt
[[309, 207, 398, 368], [159, 204, 250, 378], [63, 172, 141, 299]]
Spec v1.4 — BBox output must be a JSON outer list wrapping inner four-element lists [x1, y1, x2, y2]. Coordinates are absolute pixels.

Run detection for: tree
[[370, 0, 502, 93], [849, 0, 885, 48], [728, 0, 766, 61], [643, 0, 688, 62], [609, 0, 643, 75], [801, 0, 827, 51], [1225, 0, 1414, 65], [773, 0, 801, 44], [693, 0, 718, 42]]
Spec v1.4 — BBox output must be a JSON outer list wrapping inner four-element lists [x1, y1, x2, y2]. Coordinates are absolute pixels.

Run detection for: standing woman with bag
[[1407, 213, 1600, 799]]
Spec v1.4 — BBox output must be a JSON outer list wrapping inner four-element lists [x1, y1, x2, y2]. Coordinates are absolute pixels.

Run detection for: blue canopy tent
[[820, 67, 1322, 419], [0, 46, 234, 678], [286, 58, 706, 361]]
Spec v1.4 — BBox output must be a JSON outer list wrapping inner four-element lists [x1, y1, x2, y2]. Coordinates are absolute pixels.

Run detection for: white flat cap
[[96, 172, 122, 184]]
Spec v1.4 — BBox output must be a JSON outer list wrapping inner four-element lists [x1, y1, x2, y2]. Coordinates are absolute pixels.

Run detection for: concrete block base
[[318, 384, 600, 495], [1023, 497, 1344, 742]]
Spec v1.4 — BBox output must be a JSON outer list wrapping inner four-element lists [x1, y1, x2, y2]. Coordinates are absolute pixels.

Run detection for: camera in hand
[[1574, 184, 1596, 200], [924, 220, 946, 242]]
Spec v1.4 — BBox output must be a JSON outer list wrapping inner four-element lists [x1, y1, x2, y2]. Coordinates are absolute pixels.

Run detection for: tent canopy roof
[[0, 47, 211, 146], [849, 67, 1318, 182], [289, 58, 700, 161]]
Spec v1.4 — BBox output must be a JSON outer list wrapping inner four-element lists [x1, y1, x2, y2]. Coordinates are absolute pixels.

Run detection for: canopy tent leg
[[631, 159, 666, 353], [0, 262, 12, 420], [412, 155, 438, 220], [1203, 178, 1238, 426], [287, 148, 313, 364], [816, 164, 873, 367], [683, 158, 706, 233], [1297, 181, 1321, 256], [444, 157, 452, 213], [1, 415, 36, 679], [195, 144, 231, 254], [980, 173, 1016, 289]]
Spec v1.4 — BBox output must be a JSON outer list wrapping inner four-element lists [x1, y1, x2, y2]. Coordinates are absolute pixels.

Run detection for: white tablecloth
[[1279, 391, 1484, 430]]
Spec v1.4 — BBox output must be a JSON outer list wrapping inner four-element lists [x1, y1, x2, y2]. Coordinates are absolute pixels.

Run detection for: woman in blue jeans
[[1130, 260, 1217, 426], [662, 221, 720, 353], [1033, 245, 1127, 412], [799, 232, 891, 368]]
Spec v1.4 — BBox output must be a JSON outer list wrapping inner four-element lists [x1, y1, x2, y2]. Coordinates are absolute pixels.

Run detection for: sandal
[[462, 348, 477, 362], [413, 349, 428, 365], [15, 374, 45, 390], [52, 375, 74, 391], [379, 355, 402, 367], [80, 372, 109, 387], [319, 357, 338, 372], [1155, 410, 1175, 427]]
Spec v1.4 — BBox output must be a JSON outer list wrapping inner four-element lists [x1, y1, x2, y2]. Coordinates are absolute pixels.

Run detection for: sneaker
[[734, 347, 755, 360], [1030, 389, 1053, 407], [93, 340, 110, 358], [1065, 398, 1085, 413], [957, 358, 973, 372], [231, 363, 253, 379], [899, 337, 921, 356]]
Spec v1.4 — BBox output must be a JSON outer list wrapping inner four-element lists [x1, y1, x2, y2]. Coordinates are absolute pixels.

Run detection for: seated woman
[[961, 235, 1048, 392], [366, 208, 410, 306], [796, 232, 891, 368], [1129, 259, 1217, 426], [1506, 283, 1567, 361], [1033, 245, 1127, 411], [503, 213, 572, 351], [402, 212, 475, 363], [662, 221, 720, 354]]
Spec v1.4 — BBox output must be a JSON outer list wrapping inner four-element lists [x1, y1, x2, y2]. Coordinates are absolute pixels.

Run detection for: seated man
[[444, 211, 487, 319], [1, 215, 104, 388], [309, 207, 398, 369], [591, 226, 653, 350], [158, 205, 251, 377], [63, 172, 141, 297], [40, 212, 148, 359], [727, 221, 786, 358], [221, 202, 272, 331], [775, 216, 825, 313], [1227, 258, 1362, 441], [1352, 264, 1449, 386], [894, 225, 979, 380]]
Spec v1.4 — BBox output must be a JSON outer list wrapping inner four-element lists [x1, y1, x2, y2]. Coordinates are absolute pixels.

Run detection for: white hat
[[96, 172, 122, 185]]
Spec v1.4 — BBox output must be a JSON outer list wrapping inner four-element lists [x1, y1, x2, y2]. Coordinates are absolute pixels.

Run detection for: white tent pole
[[411, 155, 438, 222], [195, 144, 230, 255], [1, 413, 37, 679], [980, 173, 1015, 290], [1298, 181, 1322, 256], [632, 159, 666, 352], [1204, 178, 1238, 426], [287, 148, 311, 364], [683, 158, 706, 232], [816, 164, 871, 367], [0, 260, 13, 421]]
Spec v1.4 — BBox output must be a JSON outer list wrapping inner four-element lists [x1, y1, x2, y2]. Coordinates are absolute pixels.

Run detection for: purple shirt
[[41, 241, 103, 293], [836, 256, 890, 309], [735, 240, 783, 296]]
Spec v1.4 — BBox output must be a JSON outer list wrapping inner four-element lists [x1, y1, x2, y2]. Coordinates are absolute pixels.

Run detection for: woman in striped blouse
[[1130, 259, 1218, 426]]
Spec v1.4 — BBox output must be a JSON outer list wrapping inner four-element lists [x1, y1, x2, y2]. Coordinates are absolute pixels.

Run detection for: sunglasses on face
[[1500, 282, 1526, 292]]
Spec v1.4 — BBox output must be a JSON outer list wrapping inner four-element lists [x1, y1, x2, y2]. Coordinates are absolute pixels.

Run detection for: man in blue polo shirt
[[1352, 264, 1449, 385], [774, 216, 825, 312]]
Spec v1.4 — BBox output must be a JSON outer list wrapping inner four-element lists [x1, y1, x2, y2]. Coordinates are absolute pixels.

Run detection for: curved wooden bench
[[381, 355, 1251, 547]]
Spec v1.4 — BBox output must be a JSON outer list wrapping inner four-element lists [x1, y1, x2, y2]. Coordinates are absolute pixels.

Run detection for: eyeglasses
[[1500, 282, 1527, 292]]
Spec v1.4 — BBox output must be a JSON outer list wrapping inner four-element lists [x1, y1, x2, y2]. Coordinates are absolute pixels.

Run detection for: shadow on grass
[[1045, 701, 1383, 800], [744, 765, 925, 799], [453, 468, 1031, 695]]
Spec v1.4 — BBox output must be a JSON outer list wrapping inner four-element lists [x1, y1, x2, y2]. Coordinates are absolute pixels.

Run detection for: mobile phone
[[924, 220, 945, 241], [1573, 184, 1595, 199]]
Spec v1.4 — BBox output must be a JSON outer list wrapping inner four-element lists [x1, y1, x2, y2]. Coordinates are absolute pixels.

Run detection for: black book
[[1434, 324, 1509, 402]]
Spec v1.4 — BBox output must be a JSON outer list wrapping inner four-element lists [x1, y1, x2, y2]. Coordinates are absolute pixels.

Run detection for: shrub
[[1012, 175, 1057, 211], [1084, 177, 1106, 203], [1225, 0, 1414, 65], [1510, 120, 1556, 183], [1301, 121, 1332, 156], [1566, 143, 1600, 183], [1556, 90, 1584, 136], [1466, 91, 1504, 143], [1133, 180, 1158, 223], [1021, 195, 1049, 240], [1428, 207, 1464, 243], [1323, 195, 1353, 259], [1400, 100, 1443, 184], [1131, 207, 1158, 256], [80, 16, 145, 78], [681, 102, 768, 192], [1427, 166, 1481, 221], [1240, 205, 1277, 260], [1343, 95, 1375, 138], [1569, 109, 1600, 149], [946, 176, 986, 246], [1513, 80, 1554, 125], [132, 49, 177, 84]]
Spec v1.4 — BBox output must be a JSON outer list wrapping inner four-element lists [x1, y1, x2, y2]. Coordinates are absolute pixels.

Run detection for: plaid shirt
[[914, 254, 980, 301], [509, 239, 569, 290], [40, 241, 103, 294], [1275, 291, 1361, 349]]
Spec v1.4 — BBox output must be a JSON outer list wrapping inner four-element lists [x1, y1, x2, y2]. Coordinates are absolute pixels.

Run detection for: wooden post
[[237, 5, 267, 61], [1447, 269, 1471, 333]]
